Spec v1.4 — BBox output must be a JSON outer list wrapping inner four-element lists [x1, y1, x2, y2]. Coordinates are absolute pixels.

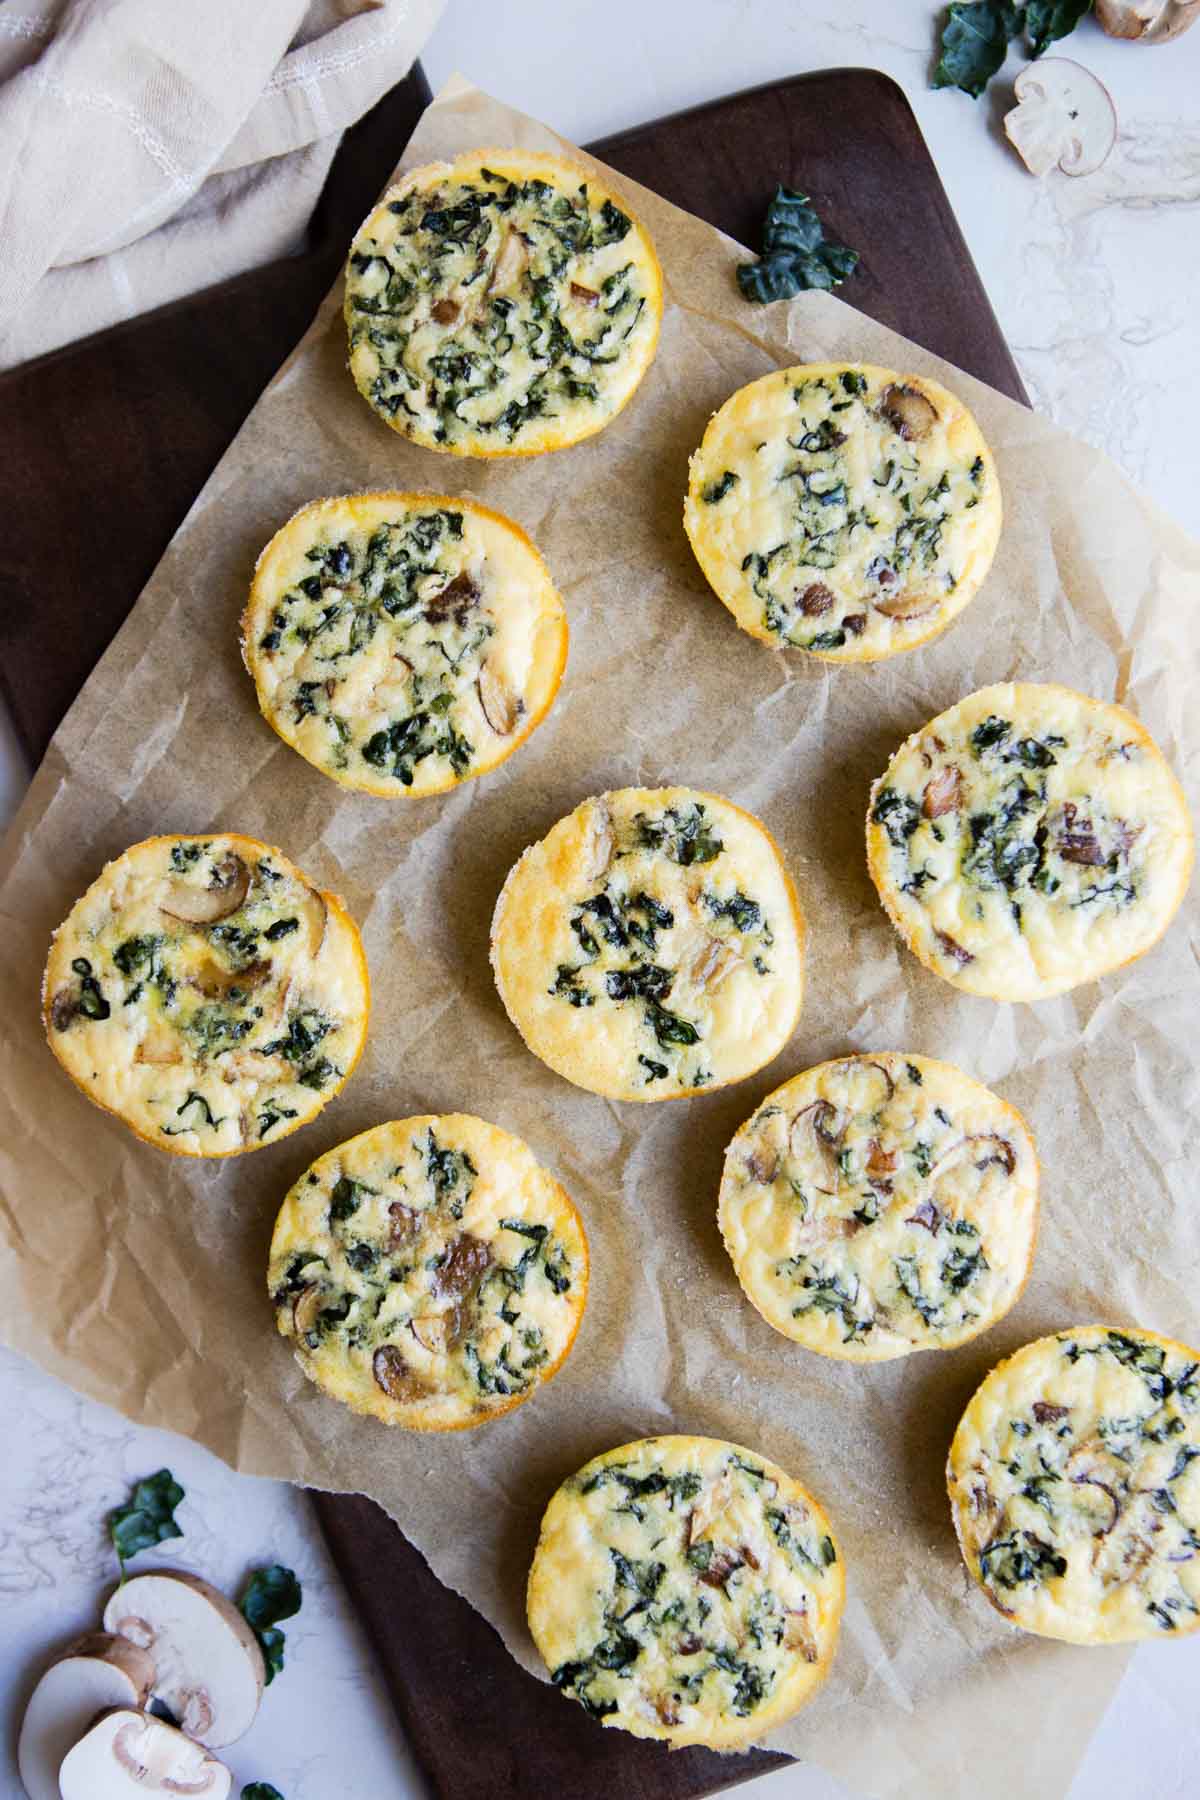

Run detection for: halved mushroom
[[18, 1636, 156, 1800], [1004, 61, 1117, 178], [423, 570, 480, 626], [487, 228, 529, 294], [102, 1572, 264, 1749], [372, 1343, 430, 1402], [478, 663, 522, 736], [569, 281, 600, 307], [1096, 0, 1199, 40], [923, 765, 963, 818], [878, 383, 938, 442], [59, 1710, 231, 1799], [160, 856, 250, 927], [430, 296, 461, 325], [934, 928, 973, 967]]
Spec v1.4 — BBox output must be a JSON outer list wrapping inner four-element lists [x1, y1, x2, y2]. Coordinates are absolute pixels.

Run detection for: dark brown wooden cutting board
[[0, 65, 1028, 1800]]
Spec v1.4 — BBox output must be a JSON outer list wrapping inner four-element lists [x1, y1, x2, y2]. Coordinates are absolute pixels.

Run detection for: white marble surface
[[3, 4, 1199, 1797]]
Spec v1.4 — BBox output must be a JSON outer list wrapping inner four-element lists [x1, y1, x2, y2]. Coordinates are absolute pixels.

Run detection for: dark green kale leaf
[[933, 3, 1021, 98], [738, 185, 858, 303], [240, 1565, 303, 1685], [702, 470, 740, 504], [242, 1788, 285, 1800], [110, 1469, 185, 1572], [1024, 0, 1092, 57]]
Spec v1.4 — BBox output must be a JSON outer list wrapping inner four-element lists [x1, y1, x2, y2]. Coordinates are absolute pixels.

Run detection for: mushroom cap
[[18, 1638, 156, 1800], [1095, 0, 1200, 40], [102, 1570, 265, 1749], [1006, 60, 1118, 178], [58, 1709, 232, 1798]]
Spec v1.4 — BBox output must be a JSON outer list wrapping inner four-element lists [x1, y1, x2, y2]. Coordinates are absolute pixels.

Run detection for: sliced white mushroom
[[478, 662, 521, 736], [160, 856, 250, 927], [18, 1635, 155, 1800], [102, 1572, 264, 1749], [1096, 0, 1199, 40], [1004, 61, 1117, 178], [59, 1709, 232, 1798]]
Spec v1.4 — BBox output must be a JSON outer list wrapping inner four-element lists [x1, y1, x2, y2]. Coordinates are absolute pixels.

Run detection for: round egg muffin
[[527, 1434, 844, 1748], [43, 834, 368, 1156], [683, 361, 1001, 661], [344, 148, 662, 458], [491, 788, 805, 1102], [242, 492, 567, 797], [948, 1325, 1200, 1645], [867, 683, 1193, 1001], [719, 1053, 1038, 1362], [268, 1114, 587, 1430]]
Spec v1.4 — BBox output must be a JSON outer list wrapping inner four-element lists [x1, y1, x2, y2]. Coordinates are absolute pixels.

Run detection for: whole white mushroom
[[1096, 0, 1200, 40], [1004, 59, 1118, 177]]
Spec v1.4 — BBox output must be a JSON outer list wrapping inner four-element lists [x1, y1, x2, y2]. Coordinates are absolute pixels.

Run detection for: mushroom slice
[[872, 587, 943, 621], [18, 1637, 156, 1800], [487, 227, 529, 294], [834, 1058, 895, 1115], [102, 1572, 264, 1749], [1004, 61, 1117, 178], [690, 936, 742, 988], [59, 1710, 232, 1798], [688, 1469, 734, 1544], [878, 383, 938, 442], [136, 1021, 182, 1066], [1096, 0, 1199, 42], [478, 662, 522, 736], [160, 856, 250, 927], [430, 296, 461, 325], [1067, 1441, 1126, 1537], [292, 1283, 326, 1338], [569, 281, 600, 307], [373, 1343, 430, 1402], [923, 765, 963, 818], [789, 1099, 845, 1179], [783, 1605, 819, 1663], [298, 884, 328, 959], [579, 798, 614, 884]]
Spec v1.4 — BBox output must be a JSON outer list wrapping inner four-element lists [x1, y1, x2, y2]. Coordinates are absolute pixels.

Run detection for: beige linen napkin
[[0, 0, 444, 368]]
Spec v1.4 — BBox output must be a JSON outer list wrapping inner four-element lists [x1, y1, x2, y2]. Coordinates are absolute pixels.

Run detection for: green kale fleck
[[702, 470, 740, 504]]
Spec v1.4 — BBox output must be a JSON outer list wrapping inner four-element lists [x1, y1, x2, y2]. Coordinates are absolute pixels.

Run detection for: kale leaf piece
[[240, 1564, 303, 1684], [934, 2, 1020, 97], [737, 186, 858, 304], [109, 1469, 185, 1572]]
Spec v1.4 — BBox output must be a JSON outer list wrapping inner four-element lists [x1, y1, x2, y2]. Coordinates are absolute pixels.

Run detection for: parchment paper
[[2, 77, 1198, 1800]]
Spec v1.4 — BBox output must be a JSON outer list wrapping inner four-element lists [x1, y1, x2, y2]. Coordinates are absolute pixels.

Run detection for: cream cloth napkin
[[0, 0, 445, 368]]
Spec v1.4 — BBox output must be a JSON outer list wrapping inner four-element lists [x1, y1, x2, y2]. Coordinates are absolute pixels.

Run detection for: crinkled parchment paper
[[1, 76, 1198, 1800]]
